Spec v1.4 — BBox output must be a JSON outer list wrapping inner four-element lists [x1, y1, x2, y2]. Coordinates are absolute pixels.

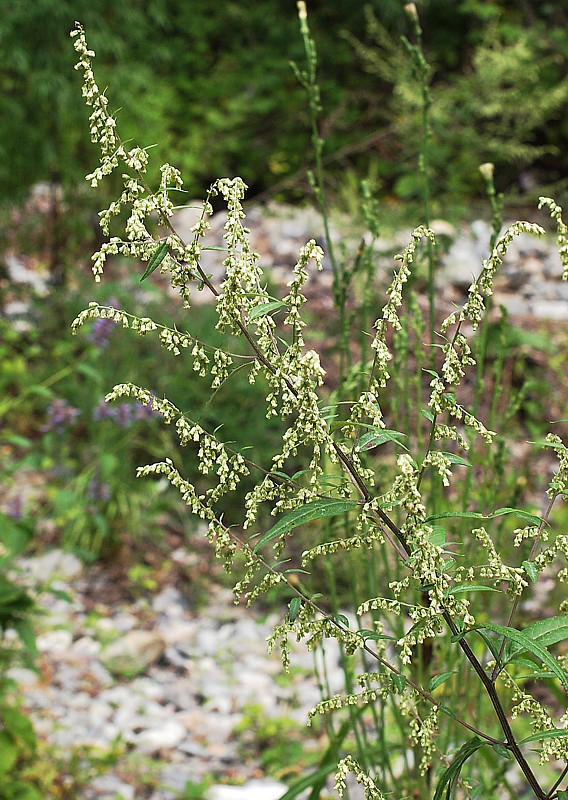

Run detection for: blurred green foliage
[[0, 272, 288, 558], [2, 0, 568, 213]]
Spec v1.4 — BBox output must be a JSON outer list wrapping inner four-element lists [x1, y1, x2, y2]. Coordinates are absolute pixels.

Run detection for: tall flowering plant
[[70, 11, 568, 800]]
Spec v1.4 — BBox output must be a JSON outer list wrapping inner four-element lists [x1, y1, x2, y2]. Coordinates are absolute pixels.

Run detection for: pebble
[[9, 549, 341, 799], [208, 779, 288, 800], [169, 202, 568, 320]]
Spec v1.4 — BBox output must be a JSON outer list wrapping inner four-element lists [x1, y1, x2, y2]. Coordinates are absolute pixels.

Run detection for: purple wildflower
[[92, 391, 162, 429], [87, 297, 120, 349], [6, 495, 24, 519], [134, 391, 161, 421], [113, 403, 136, 428], [86, 479, 111, 503], [92, 399, 117, 422], [41, 398, 81, 433]]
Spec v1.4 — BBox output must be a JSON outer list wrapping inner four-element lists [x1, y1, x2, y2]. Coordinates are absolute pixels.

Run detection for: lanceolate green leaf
[[446, 584, 502, 597], [522, 560, 540, 583], [252, 498, 358, 552], [440, 452, 471, 467], [519, 729, 568, 745], [483, 622, 568, 691], [426, 507, 542, 526], [502, 615, 568, 665], [429, 670, 457, 692], [355, 429, 409, 452], [433, 736, 485, 800], [288, 597, 302, 622], [140, 241, 169, 282], [248, 300, 286, 322]]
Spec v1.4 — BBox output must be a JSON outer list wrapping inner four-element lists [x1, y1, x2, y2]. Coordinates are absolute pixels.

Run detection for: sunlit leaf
[[483, 622, 568, 691], [429, 671, 456, 692]]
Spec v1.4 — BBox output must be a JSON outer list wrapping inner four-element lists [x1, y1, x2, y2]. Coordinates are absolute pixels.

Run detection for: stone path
[[168, 201, 568, 321], [11, 548, 344, 800], [4, 200, 568, 325]]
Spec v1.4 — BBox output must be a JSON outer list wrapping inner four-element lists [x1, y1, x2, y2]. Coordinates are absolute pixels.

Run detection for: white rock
[[208, 778, 288, 800], [5, 253, 49, 294], [20, 549, 83, 581], [159, 618, 197, 646], [430, 219, 456, 239], [101, 630, 166, 677], [152, 586, 186, 616], [169, 202, 206, 240], [531, 300, 568, 320], [36, 628, 73, 653], [70, 635, 101, 656], [135, 720, 187, 752], [87, 773, 135, 800]]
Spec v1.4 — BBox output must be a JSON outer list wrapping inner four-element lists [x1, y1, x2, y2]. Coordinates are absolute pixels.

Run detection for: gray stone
[[531, 300, 568, 320], [208, 778, 288, 800], [430, 219, 457, 240], [86, 773, 135, 800], [441, 238, 480, 290], [5, 253, 49, 294], [135, 719, 187, 753], [152, 586, 186, 616], [36, 628, 73, 654], [101, 630, 166, 677], [169, 202, 207, 241], [20, 548, 83, 581]]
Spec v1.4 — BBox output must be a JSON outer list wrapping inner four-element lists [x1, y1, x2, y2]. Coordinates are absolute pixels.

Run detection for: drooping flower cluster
[[500, 671, 568, 764], [539, 196, 568, 279], [409, 706, 439, 775], [370, 226, 435, 387], [334, 756, 385, 800], [441, 221, 545, 332]]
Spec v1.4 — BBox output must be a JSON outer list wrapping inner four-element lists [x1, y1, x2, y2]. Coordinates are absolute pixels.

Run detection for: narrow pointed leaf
[[491, 743, 514, 760], [502, 615, 568, 664], [433, 737, 485, 800], [356, 429, 409, 452], [483, 622, 568, 691], [446, 584, 501, 597], [253, 498, 357, 552], [426, 507, 542, 526], [140, 241, 169, 282], [288, 597, 302, 622], [248, 300, 286, 322], [429, 671, 456, 692], [519, 729, 568, 745], [440, 452, 471, 467]]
